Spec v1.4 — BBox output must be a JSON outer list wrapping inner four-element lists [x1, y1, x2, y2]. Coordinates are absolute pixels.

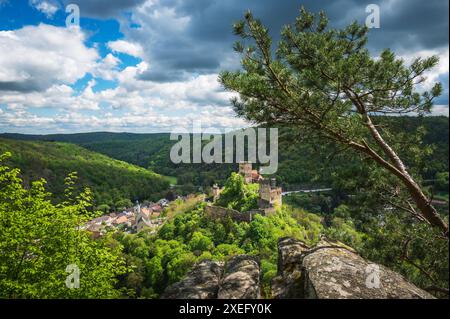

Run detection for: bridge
[[282, 188, 333, 196]]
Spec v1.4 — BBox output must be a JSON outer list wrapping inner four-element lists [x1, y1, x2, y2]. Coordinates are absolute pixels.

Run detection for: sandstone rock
[[162, 256, 261, 299], [272, 237, 309, 298], [301, 245, 434, 299], [161, 260, 223, 299], [217, 255, 261, 299], [273, 237, 435, 299], [277, 237, 310, 275]]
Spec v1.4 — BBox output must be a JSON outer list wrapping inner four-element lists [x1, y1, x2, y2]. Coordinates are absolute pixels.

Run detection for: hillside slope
[[0, 138, 170, 209], [2, 116, 448, 188]]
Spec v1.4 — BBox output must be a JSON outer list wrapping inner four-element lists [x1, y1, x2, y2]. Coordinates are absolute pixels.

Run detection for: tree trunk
[[345, 91, 448, 237], [362, 115, 449, 237]]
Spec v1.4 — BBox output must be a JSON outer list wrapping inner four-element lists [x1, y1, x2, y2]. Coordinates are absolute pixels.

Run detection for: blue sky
[[0, 0, 448, 134]]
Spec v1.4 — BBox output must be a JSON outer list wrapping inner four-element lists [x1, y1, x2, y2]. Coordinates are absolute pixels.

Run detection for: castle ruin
[[208, 162, 282, 221], [238, 162, 253, 184], [258, 178, 282, 215], [238, 162, 282, 214], [239, 161, 263, 184]]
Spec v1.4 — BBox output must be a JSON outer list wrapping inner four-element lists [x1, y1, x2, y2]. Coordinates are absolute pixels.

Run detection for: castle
[[239, 161, 282, 213], [238, 162, 263, 184], [207, 162, 282, 221], [258, 178, 282, 213]]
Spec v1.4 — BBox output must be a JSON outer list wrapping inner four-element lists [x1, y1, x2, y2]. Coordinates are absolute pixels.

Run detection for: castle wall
[[259, 183, 272, 202], [270, 188, 282, 207], [259, 180, 282, 207], [205, 205, 264, 223]]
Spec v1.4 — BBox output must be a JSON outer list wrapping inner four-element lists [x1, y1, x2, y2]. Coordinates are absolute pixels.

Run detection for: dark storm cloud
[[182, 0, 448, 48], [176, 0, 448, 53], [61, 0, 146, 18], [115, 0, 447, 82], [138, 70, 185, 83], [122, 0, 358, 82], [0, 80, 43, 92], [358, 0, 449, 52]]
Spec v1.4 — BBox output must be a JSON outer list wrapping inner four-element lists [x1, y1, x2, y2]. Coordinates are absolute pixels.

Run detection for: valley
[[0, 116, 448, 298]]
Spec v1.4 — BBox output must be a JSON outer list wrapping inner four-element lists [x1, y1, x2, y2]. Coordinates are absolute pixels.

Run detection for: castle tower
[[258, 179, 282, 215], [259, 179, 272, 203], [239, 162, 253, 184]]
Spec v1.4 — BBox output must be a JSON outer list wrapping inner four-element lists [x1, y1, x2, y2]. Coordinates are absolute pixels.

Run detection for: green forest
[[0, 138, 170, 211], [1, 158, 447, 298]]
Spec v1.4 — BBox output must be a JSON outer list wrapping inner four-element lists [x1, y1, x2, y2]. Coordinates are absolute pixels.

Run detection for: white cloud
[[0, 52, 246, 132], [107, 40, 144, 58], [30, 0, 59, 18], [0, 24, 98, 92], [0, 106, 247, 134], [431, 105, 449, 117], [398, 46, 449, 91], [0, 84, 99, 111], [108, 64, 235, 112], [92, 53, 121, 81], [0, 55, 243, 127]]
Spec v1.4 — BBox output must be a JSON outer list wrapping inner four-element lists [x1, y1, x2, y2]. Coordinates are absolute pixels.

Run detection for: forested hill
[[0, 138, 170, 210], [1, 132, 172, 168], [1, 116, 448, 189]]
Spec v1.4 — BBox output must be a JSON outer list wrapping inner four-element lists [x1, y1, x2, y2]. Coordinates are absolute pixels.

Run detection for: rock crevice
[[162, 237, 435, 299], [161, 255, 261, 299]]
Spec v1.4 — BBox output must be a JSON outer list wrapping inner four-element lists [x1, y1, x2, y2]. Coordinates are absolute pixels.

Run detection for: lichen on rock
[[273, 237, 435, 299]]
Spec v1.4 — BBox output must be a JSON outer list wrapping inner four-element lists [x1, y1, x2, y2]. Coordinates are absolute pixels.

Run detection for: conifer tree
[[220, 8, 448, 237]]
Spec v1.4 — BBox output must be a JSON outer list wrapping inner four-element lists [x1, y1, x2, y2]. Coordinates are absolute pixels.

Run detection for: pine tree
[[220, 8, 448, 237]]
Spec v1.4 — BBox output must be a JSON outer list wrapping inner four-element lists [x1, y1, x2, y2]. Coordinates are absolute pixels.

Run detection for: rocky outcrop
[[162, 256, 260, 299], [271, 237, 309, 298], [162, 237, 434, 299], [218, 255, 260, 299], [272, 237, 435, 299], [161, 260, 224, 299]]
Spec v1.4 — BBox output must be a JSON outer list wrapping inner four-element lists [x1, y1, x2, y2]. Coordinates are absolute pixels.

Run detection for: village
[[84, 162, 283, 237], [83, 197, 170, 238]]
